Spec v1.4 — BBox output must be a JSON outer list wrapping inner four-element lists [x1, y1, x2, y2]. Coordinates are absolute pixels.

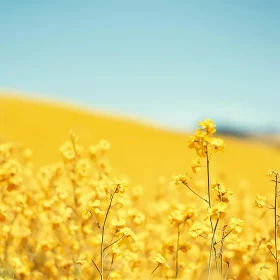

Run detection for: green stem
[[185, 183, 209, 204], [206, 149, 219, 276], [224, 262, 230, 280], [101, 191, 116, 280], [275, 174, 279, 280], [208, 219, 219, 280], [206, 151, 211, 209], [175, 224, 180, 278]]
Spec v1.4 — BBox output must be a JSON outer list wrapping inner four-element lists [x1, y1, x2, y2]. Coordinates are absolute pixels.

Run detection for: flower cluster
[[187, 119, 224, 157], [0, 118, 278, 279]]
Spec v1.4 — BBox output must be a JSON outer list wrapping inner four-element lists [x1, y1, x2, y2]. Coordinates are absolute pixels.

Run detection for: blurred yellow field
[[0, 94, 280, 279], [1, 94, 279, 195]]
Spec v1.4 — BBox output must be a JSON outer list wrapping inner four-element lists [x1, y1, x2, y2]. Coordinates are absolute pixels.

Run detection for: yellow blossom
[[229, 218, 244, 234], [207, 202, 228, 221], [191, 157, 201, 173], [112, 244, 122, 257], [266, 169, 277, 177], [172, 173, 190, 185], [198, 118, 216, 136], [189, 221, 204, 239], [99, 139, 111, 152], [87, 200, 103, 214], [110, 218, 126, 231], [211, 180, 233, 202], [128, 209, 145, 225], [180, 242, 192, 253], [75, 259, 86, 265], [255, 194, 267, 208], [153, 253, 170, 268], [118, 227, 136, 249]]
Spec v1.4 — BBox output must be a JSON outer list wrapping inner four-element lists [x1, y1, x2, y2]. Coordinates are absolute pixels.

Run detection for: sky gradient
[[0, 1, 279, 132]]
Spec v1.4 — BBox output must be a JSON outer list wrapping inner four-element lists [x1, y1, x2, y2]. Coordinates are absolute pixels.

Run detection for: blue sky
[[0, 1, 279, 132]]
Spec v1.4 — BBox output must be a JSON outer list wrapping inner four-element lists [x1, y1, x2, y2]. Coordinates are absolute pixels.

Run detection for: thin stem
[[214, 230, 233, 246], [199, 234, 210, 240], [275, 174, 279, 280], [89, 210, 101, 229], [224, 262, 230, 280], [91, 259, 101, 276], [206, 150, 211, 208], [269, 248, 277, 259], [101, 191, 116, 280], [175, 224, 180, 278], [106, 254, 115, 280], [250, 240, 263, 264], [184, 183, 209, 204], [208, 219, 219, 280], [206, 149, 218, 277], [151, 264, 160, 275], [103, 235, 123, 252], [219, 228, 227, 276]]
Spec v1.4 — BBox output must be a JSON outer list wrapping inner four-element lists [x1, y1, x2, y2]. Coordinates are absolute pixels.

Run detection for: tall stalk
[[206, 149, 218, 279], [101, 191, 116, 280], [275, 174, 279, 280], [175, 224, 180, 278]]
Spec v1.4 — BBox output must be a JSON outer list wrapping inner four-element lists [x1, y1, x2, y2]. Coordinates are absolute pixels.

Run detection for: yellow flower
[[89, 145, 99, 158], [60, 136, 82, 162], [191, 157, 201, 173], [187, 120, 224, 157], [105, 179, 128, 196], [75, 158, 91, 178], [75, 259, 86, 265], [228, 218, 244, 234], [187, 131, 208, 157], [208, 137, 224, 153], [119, 226, 136, 239], [266, 169, 276, 177], [189, 221, 204, 239], [207, 202, 228, 221], [99, 139, 111, 152], [179, 242, 192, 253], [110, 218, 126, 231], [87, 200, 103, 214], [255, 194, 267, 208], [168, 210, 186, 226], [128, 209, 145, 225], [198, 118, 216, 136], [172, 173, 190, 185], [118, 227, 136, 249], [153, 253, 170, 268], [112, 244, 122, 257], [211, 180, 233, 202]]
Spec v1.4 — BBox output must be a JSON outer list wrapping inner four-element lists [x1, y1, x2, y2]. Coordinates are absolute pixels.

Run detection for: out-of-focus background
[[1, 1, 279, 133], [0, 1, 279, 189]]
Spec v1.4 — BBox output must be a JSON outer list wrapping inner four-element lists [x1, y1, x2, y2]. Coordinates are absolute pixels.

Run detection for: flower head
[[152, 253, 170, 268], [228, 218, 244, 234], [255, 194, 267, 208], [172, 173, 190, 185], [189, 221, 204, 239], [207, 202, 228, 221]]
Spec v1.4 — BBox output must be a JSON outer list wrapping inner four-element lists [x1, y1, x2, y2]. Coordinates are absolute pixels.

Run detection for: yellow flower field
[[0, 94, 280, 279]]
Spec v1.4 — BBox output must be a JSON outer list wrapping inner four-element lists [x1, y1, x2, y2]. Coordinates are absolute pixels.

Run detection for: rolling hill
[[0, 93, 279, 198]]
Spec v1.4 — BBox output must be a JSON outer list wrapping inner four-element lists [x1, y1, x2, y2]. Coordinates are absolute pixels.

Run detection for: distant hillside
[[0, 93, 280, 197]]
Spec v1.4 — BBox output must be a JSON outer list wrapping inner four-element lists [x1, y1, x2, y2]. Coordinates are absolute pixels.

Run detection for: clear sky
[[0, 1, 279, 132]]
